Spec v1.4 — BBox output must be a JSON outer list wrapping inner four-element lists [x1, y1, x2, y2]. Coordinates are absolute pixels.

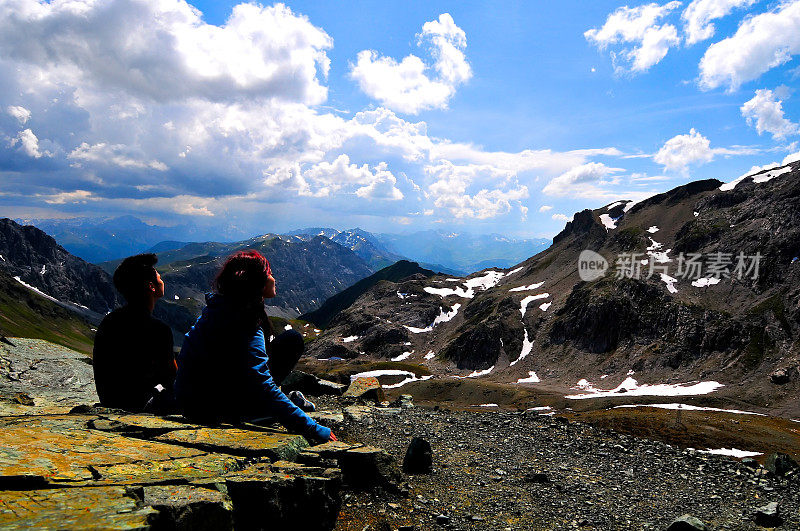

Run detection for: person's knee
[[276, 329, 304, 354]]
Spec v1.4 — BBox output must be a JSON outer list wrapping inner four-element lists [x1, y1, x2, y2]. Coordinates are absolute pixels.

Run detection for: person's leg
[[267, 329, 304, 386]]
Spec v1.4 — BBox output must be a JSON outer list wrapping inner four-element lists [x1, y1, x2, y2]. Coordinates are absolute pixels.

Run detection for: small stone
[[525, 472, 550, 484], [754, 501, 783, 527], [666, 514, 708, 531], [770, 367, 794, 384], [403, 437, 433, 474], [470, 515, 485, 522], [436, 514, 450, 525]]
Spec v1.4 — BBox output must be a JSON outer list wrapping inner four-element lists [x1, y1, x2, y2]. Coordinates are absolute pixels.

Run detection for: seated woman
[[175, 250, 336, 442]]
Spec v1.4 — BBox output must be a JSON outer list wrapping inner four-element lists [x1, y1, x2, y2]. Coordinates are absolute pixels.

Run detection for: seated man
[[93, 253, 176, 412]]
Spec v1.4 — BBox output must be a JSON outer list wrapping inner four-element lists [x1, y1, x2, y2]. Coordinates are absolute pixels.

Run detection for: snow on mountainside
[[308, 161, 800, 417]]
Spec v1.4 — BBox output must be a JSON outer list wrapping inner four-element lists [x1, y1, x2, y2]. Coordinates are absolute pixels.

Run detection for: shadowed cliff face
[[0, 218, 121, 316], [307, 162, 800, 416]]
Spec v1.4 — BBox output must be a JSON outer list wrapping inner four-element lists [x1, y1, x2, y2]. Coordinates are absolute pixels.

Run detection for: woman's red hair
[[214, 251, 272, 326]]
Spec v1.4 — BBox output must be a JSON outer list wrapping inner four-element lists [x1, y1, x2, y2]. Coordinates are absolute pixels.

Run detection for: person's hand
[[329, 431, 338, 442]]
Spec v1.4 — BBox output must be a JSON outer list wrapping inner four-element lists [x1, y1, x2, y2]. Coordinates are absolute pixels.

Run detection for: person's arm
[[242, 329, 331, 441]]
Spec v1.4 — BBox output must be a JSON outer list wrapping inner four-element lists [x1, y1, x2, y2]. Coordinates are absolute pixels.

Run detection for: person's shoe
[[287, 390, 316, 412]]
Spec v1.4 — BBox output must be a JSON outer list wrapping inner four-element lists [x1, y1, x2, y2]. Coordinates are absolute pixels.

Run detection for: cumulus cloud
[[424, 161, 527, 219], [538, 205, 553, 212], [0, 0, 332, 104], [11, 128, 44, 158], [740, 88, 799, 139], [585, 2, 682, 73], [654, 128, 713, 172], [681, 0, 755, 44], [552, 213, 573, 222], [542, 162, 625, 197], [699, 1, 800, 90], [7, 105, 30, 124], [350, 13, 472, 114]]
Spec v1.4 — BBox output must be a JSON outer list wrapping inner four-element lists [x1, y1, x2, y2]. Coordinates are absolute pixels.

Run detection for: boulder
[[338, 445, 403, 491], [666, 515, 708, 531], [765, 452, 799, 477], [753, 501, 782, 528], [403, 437, 433, 474], [770, 367, 794, 384], [343, 377, 385, 402]]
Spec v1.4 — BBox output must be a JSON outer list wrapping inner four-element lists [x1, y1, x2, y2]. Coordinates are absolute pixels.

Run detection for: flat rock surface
[[0, 338, 97, 415], [0, 485, 157, 530], [154, 427, 310, 460]]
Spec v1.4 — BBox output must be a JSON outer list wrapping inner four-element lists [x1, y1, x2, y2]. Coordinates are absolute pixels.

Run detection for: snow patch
[[455, 365, 495, 378], [660, 273, 678, 293], [477, 403, 499, 407], [509, 281, 545, 292], [614, 403, 765, 416], [516, 371, 541, 384], [405, 303, 461, 333], [693, 211, 699, 217], [350, 369, 432, 389], [606, 201, 624, 210], [566, 377, 723, 399], [520, 293, 550, 317], [696, 448, 762, 458], [40, 265, 46, 275], [174, 295, 180, 300], [0, 254, 5, 261], [539, 302, 551, 312], [692, 277, 721, 288], [510, 329, 533, 367], [647, 226, 659, 233], [13, 276, 58, 303], [720, 164, 792, 191], [342, 335, 359, 343], [599, 213, 619, 231], [506, 267, 523, 276], [397, 291, 410, 299], [526, 406, 552, 412], [425, 351, 435, 360], [391, 351, 413, 362], [284, 324, 293, 331]]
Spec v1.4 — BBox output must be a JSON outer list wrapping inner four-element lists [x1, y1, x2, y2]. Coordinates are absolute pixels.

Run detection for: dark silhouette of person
[[93, 253, 176, 412]]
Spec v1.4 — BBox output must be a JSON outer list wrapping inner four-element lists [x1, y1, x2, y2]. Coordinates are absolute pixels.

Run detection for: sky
[[0, 0, 799, 239]]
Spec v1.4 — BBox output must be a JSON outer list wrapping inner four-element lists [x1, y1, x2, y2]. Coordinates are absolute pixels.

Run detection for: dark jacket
[[175, 293, 330, 441], [93, 305, 176, 412]]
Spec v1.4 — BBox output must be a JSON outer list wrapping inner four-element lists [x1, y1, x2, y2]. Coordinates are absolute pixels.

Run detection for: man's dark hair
[[113, 253, 159, 303]]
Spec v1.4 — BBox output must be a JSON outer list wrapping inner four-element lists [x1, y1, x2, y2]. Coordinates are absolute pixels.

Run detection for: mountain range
[[307, 160, 800, 417]]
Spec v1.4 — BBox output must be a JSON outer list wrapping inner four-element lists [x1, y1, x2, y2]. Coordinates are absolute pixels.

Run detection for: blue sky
[[0, 0, 798, 239]]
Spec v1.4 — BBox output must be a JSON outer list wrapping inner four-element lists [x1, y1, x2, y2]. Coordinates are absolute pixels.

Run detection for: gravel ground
[[315, 397, 799, 531]]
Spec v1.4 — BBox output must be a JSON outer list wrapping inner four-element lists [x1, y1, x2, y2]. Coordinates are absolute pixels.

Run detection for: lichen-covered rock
[[343, 377, 385, 402], [0, 486, 157, 530], [0, 415, 204, 485], [666, 514, 708, 531], [154, 427, 310, 461], [144, 485, 235, 531], [92, 454, 245, 485]]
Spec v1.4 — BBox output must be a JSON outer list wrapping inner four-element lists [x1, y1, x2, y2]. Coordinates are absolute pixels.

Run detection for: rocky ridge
[[309, 162, 800, 417]]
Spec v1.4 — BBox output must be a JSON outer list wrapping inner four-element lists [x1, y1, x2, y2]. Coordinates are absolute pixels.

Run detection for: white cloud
[[538, 205, 553, 212], [0, 1, 332, 105], [7, 105, 30, 124], [424, 161, 527, 219], [681, 0, 755, 45], [542, 162, 625, 197], [350, 13, 471, 114], [355, 163, 404, 201], [654, 128, 762, 172], [741, 88, 799, 139], [654, 128, 713, 172], [552, 213, 573, 222], [11, 128, 44, 158], [699, 1, 800, 90], [68, 142, 168, 171], [585, 2, 682, 73]]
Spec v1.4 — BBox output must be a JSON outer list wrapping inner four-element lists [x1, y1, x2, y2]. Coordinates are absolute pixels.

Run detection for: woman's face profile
[[262, 273, 276, 299]]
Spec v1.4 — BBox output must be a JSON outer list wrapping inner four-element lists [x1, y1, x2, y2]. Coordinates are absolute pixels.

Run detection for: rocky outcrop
[[0, 338, 408, 530]]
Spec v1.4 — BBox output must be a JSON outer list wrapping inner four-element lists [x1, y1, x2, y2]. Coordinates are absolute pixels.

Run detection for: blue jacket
[[175, 293, 330, 441]]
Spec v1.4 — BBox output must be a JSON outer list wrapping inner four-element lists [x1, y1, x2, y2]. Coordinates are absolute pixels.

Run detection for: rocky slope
[[308, 162, 800, 417], [0, 218, 121, 317], [301, 261, 436, 329]]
